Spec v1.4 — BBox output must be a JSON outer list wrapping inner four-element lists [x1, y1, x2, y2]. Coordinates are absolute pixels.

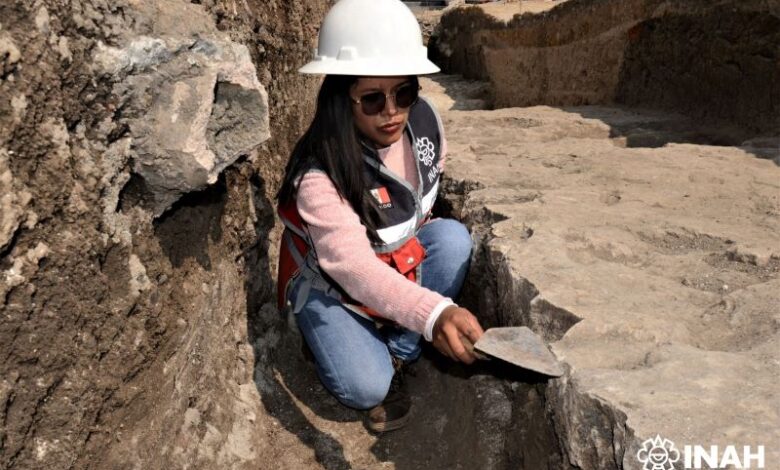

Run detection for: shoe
[[366, 356, 412, 433]]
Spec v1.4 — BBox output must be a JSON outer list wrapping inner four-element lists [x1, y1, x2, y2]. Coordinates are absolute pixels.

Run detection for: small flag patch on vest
[[371, 187, 392, 208]]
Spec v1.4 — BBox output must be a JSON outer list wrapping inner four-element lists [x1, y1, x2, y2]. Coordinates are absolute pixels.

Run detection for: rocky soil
[[1, 0, 330, 468], [423, 73, 779, 469], [431, 0, 780, 136], [2, 0, 778, 469]]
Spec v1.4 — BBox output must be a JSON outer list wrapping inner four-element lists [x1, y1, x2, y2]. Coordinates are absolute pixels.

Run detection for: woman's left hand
[[432, 305, 484, 364]]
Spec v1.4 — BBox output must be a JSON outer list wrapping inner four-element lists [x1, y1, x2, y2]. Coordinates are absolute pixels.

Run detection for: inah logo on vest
[[415, 137, 435, 166], [427, 162, 441, 184]]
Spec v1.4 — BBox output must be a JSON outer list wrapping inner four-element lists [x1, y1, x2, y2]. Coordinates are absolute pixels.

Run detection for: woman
[[276, 0, 484, 433]]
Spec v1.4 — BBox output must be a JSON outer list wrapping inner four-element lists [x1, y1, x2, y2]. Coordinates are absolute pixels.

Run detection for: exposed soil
[[431, 0, 780, 137], [0, 0, 330, 468], [422, 66, 779, 467], [2, 0, 778, 468]]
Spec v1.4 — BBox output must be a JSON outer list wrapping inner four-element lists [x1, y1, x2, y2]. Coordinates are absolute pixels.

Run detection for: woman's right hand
[[432, 305, 484, 364]]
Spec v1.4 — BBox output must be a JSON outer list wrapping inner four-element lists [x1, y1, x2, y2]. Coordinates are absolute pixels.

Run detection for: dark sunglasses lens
[[395, 85, 418, 108], [360, 92, 386, 115]]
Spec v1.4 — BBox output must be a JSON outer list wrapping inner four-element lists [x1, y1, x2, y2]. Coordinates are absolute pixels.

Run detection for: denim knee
[[332, 369, 392, 409], [430, 219, 472, 266], [446, 219, 473, 260]]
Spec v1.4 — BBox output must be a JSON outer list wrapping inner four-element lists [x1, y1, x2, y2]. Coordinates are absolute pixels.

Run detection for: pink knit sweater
[[296, 133, 451, 336]]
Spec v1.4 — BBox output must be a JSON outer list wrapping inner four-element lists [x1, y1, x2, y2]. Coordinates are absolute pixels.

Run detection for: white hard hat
[[299, 0, 440, 76]]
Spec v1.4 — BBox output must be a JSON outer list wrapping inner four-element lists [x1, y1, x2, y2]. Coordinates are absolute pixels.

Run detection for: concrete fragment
[[95, 36, 270, 215]]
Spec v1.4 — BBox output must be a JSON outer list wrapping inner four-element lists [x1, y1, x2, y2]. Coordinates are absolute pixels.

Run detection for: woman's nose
[[383, 95, 399, 116]]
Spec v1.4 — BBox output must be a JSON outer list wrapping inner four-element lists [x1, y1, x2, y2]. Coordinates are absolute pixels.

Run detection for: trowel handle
[[461, 336, 490, 361]]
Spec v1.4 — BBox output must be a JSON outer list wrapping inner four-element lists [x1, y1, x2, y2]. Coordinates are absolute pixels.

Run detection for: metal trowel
[[464, 326, 564, 377]]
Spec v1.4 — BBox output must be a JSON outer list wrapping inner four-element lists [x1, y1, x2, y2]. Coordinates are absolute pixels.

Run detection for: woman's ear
[[347, 82, 357, 110]]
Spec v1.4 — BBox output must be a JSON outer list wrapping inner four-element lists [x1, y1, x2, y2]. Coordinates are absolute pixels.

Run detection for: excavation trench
[[430, 0, 780, 139], [248, 176, 586, 469], [225, 0, 780, 461], [3, 0, 776, 467], [400, 178, 581, 470]]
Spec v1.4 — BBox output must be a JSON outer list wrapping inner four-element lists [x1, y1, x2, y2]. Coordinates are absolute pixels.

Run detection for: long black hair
[[277, 75, 417, 243]]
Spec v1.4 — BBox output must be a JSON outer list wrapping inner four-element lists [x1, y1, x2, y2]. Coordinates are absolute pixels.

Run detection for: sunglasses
[[350, 83, 420, 115]]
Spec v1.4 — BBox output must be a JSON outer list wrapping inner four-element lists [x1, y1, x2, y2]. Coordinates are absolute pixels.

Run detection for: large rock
[[93, 18, 270, 216]]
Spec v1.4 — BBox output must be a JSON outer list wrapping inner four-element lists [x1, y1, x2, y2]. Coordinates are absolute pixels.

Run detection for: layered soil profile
[[430, 0, 780, 136], [0, 0, 330, 468], [3, 0, 778, 469]]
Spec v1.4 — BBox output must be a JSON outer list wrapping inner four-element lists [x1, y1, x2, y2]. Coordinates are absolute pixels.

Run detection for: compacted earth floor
[[247, 73, 779, 469]]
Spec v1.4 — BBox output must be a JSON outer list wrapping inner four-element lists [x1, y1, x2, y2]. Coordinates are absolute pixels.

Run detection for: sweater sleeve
[[296, 171, 447, 334]]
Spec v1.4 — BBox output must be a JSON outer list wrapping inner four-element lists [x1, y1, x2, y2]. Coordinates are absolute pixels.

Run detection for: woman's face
[[350, 76, 413, 148]]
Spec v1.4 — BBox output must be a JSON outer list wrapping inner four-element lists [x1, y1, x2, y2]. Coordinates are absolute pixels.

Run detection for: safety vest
[[277, 97, 444, 321]]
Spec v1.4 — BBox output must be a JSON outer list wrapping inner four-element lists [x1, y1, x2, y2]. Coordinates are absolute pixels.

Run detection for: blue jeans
[[289, 218, 472, 409]]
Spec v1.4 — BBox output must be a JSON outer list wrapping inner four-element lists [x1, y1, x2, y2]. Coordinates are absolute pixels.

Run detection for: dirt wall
[[0, 1, 329, 468], [431, 0, 780, 135]]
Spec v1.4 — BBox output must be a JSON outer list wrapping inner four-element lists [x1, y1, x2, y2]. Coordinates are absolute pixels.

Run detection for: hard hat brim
[[299, 56, 441, 76]]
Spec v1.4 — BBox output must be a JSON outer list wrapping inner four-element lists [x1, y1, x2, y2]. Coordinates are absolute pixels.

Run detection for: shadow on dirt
[[243, 171, 358, 469], [426, 73, 778, 166], [242, 172, 568, 469], [566, 106, 779, 165], [153, 174, 228, 270]]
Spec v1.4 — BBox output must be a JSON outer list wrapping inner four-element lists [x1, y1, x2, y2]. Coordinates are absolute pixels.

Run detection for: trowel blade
[[474, 327, 564, 377]]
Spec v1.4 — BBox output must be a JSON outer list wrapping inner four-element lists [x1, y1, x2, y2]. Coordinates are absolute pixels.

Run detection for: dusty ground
[[415, 0, 563, 43], [432, 0, 780, 136], [477, 1, 562, 20], [423, 74, 780, 468], [234, 73, 779, 469], [3, 0, 778, 468]]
